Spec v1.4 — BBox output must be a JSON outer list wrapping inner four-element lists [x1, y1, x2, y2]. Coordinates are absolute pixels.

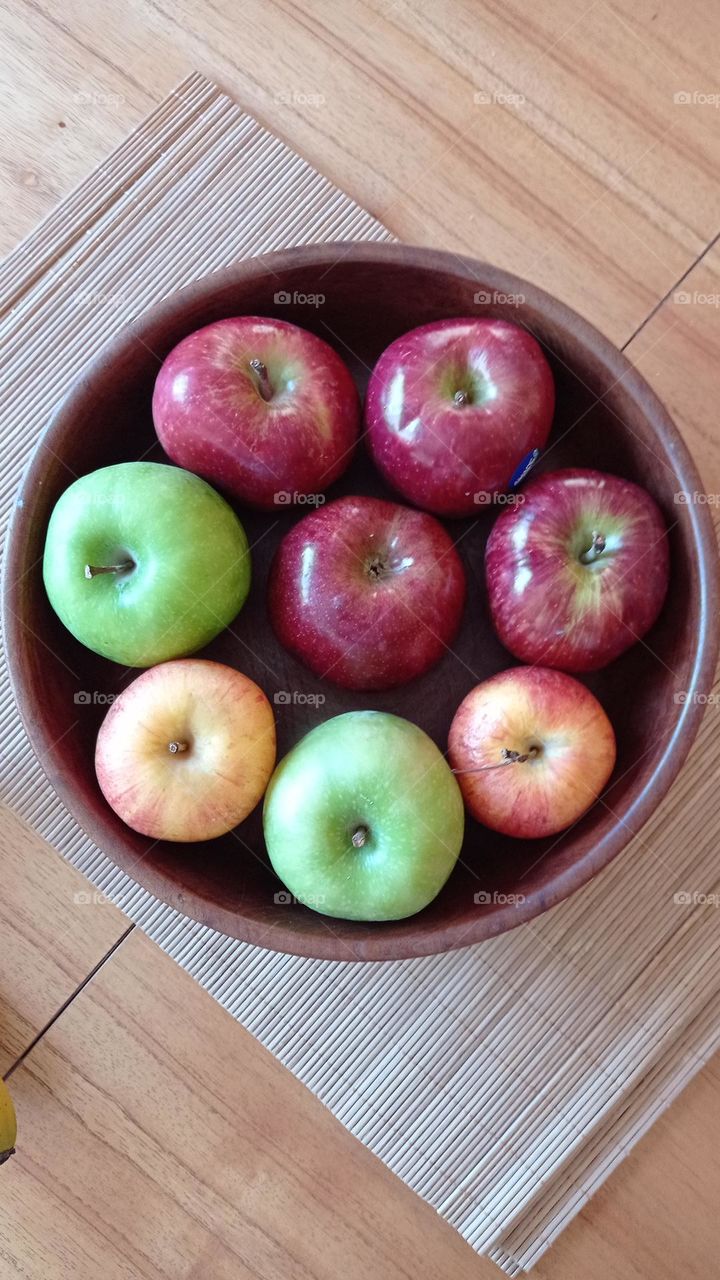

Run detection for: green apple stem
[[453, 746, 540, 775], [351, 824, 369, 848], [453, 389, 469, 406], [84, 561, 133, 579], [249, 358, 273, 402], [168, 740, 189, 755], [579, 532, 607, 564]]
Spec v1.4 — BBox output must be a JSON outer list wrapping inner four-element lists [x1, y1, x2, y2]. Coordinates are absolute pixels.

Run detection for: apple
[[448, 666, 616, 838], [365, 317, 555, 516], [0, 1077, 16, 1166], [267, 495, 466, 690], [95, 659, 276, 841], [264, 710, 464, 921], [485, 468, 670, 671], [152, 316, 360, 509], [43, 462, 251, 668]]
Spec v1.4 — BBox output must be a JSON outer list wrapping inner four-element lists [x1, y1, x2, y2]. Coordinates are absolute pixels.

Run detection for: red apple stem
[[249, 358, 273, 402], [579, 532, 606, 564], [351, 825, 369, 848], [367, 558, 391, 581], [168, 740, 189, 755], [453, 389, 469, 406], [452, 746, 540, 775], [84, 561, 133, 579]]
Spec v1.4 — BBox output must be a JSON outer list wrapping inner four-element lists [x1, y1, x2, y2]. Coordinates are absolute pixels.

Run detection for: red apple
[[95, 659, 276, 841], [448, 666, 616, 838], [268, 495, 466, 690], [485, 468, 670, 672], [152, 316, 360, 509], [365, 317, 555, 516]]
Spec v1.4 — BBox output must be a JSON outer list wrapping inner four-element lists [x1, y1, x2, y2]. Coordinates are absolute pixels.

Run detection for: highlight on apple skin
[[43, 462, 251, 669], [263, 710, 465, 921], [485, 468, 670, 672], [152, 315, 361, 510], [95, 659, 277, 842], [365, 316, 555, 517], [448, 666, 617, 839], [268, 494, 467, 690]]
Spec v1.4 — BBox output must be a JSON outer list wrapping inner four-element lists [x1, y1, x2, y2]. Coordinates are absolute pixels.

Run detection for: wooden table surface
[[1, 1, 719, 1275]]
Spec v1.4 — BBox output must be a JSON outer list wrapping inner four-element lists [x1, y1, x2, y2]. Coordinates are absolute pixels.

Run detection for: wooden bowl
[[4, 244, 718, 961]]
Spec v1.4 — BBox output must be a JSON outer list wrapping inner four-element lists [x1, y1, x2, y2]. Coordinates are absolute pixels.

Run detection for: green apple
[[263, 710, 465, 921], [43, 462, 251, 667]]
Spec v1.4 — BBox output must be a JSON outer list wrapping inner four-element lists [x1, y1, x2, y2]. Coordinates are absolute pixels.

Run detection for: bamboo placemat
[[1, 73, 719, 1274]]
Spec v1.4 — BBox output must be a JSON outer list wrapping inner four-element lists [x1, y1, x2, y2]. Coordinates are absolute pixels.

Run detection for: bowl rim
[[3, 240, 719, 961]]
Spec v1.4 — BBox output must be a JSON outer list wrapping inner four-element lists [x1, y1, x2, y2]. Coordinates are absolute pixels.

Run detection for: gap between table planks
[[2, 1, 720, 1273]]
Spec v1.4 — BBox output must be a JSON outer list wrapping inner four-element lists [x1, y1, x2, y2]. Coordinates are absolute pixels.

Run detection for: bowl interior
[[4, 245, 717, 960]]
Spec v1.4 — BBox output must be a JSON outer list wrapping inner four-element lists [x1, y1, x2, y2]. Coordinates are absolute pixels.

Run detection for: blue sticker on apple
[[509, 448, 540, 488]]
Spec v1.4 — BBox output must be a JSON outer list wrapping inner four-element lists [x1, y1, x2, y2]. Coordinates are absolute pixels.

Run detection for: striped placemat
[[1, 72, 719, 1274]]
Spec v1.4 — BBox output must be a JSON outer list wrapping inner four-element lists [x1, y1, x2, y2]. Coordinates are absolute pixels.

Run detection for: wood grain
[[0, 807, 128, 1074], [4, 916, 720, 1280], [626, 243, 720, 493], [1, 926, 492, 1280], [2, 0, 720, 342], [534, 1056, 720, 1279], [1, 0, 719, 1275]]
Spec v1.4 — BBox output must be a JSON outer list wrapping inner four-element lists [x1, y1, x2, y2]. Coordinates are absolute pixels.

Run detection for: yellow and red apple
[[449, 666, 616, 838], [95, 659, 276, 841]]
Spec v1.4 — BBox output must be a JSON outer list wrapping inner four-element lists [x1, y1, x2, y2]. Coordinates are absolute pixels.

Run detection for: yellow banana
[[0, 1076, 17, 1165]]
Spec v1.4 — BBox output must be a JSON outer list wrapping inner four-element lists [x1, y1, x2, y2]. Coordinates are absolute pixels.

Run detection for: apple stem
[[351, 824, 369, 848], [367, 558, 389, 581], [453, 746, 540, 775], [84, 561, 133, 579], [579, 532, 607, 564], [168, 740, 189, 755], [453, 389, 469, 406], [249, 358, 273, 402]]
